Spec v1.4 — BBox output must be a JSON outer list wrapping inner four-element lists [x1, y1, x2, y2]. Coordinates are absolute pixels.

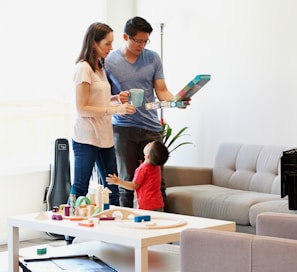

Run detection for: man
[[105, 16, 185, 210]]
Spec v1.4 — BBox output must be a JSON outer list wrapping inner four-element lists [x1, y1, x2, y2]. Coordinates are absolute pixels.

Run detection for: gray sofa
[[180, 212, 297, 272], [164, 142, 295, 233]]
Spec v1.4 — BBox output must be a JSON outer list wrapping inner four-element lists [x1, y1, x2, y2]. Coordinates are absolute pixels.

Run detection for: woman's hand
[[116, 103, 136, 115]]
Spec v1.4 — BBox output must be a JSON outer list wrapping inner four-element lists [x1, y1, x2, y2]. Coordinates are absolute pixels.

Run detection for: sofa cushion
[[212, 143, 285, 194], [249, 199, 293, 227], [166, 184, 280, 225]]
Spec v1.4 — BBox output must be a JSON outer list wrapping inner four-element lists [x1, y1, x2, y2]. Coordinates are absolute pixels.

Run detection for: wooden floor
[[0, 236, 65, 272]]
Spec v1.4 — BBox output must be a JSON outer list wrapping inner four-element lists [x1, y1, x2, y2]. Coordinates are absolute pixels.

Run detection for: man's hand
[[119, 90, 130, 104], [178, 98, 191, 109]]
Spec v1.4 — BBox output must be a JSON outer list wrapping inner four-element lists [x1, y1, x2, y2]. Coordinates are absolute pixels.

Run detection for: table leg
[[134, 246, 148, 272], [8, 225, 19, 272]]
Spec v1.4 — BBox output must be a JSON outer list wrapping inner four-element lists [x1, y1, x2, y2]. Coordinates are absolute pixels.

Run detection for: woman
[[72, 22, 136, 209]]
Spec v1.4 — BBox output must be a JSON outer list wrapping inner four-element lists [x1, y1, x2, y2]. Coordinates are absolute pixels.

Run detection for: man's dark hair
[[124, 16, 153, 37], [150, 141, 169, 166]]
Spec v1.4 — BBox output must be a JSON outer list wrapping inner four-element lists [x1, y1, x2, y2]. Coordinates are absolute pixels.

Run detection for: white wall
[[0, 0, 106, 245], [0, 104, 72, 244], [0, 168, 50, 244]]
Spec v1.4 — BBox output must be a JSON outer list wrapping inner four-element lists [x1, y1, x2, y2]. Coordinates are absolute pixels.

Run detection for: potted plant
[[161, 118, 193, 153]]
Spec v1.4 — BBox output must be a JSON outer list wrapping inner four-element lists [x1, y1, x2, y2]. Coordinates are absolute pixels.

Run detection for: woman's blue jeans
[[72, 140, 119, 206]]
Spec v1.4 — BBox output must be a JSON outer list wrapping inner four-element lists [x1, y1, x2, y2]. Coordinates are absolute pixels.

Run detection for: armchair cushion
[[181, 226, 297, 272], [256, 212, 297, 239], [180, 228, 252, 272]]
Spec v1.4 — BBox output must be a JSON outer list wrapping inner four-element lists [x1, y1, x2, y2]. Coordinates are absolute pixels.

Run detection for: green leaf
[[163, 127, 172, 145], [169, 142, 193, 153], [167, 127, 190, 148], [161, 121, 193, 154]]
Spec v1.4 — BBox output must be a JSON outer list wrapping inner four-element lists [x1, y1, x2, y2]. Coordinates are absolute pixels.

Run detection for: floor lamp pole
[[159, 23, 165, 120]]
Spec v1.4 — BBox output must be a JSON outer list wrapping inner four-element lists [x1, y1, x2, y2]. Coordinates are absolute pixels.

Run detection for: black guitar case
[[46, 138, 71, 239]]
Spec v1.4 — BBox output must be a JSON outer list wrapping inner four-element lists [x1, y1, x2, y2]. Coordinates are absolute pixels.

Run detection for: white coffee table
[[8, 207, 235, 272]]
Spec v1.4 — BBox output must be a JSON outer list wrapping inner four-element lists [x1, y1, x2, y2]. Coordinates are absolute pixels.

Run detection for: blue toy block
[[134, 215, 151, 222], [103, 203, 110, 210]]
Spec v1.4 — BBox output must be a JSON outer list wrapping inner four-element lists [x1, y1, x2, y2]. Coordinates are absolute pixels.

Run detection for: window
[[0, 0, 106, 169]]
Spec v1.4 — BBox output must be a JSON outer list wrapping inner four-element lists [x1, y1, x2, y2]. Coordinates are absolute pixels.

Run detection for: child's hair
[[150, 141, 169, 166]]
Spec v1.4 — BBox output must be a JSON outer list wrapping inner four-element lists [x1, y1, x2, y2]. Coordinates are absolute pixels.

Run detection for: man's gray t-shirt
[[105, 48, 164, 132]]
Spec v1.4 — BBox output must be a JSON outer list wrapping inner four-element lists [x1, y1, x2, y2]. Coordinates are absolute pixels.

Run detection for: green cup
[[129, 88, 144, 107]]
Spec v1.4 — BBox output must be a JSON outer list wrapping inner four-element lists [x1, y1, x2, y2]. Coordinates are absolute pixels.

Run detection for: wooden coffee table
[[8, 207, 235, 272]]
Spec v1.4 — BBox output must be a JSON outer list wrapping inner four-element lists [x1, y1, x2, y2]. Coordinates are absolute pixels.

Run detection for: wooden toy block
[[78, 221, 94, 227], [37, 247, 47, 255], [69, 217, 83, 221], [99, 216, 115, 221], [134, 215, 151, 222]]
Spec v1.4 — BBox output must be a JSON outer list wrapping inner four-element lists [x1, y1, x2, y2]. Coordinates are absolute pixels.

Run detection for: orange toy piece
[[78, 221, 94, 227], [69, 217, 83, 221]]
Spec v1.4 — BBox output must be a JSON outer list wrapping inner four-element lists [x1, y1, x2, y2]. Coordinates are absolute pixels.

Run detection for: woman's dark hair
[[76, 22, 113, 71], [124, 16, 153, 37], [150, 141, 169, 166]]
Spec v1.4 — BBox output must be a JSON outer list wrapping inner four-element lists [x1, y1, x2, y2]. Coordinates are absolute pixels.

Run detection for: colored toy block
[[134, 215, 151, 222], [37, 247, 47, 255], [78, 221, 94, 227], [99, 216, 115, 221], [69, 217, 83, 221], [51, 214, 63, 221], [52, 206, 59, 213], [103, 203, 110, 210]]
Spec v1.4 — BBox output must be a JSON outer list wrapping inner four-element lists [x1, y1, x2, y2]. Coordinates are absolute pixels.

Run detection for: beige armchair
[[180, 212, 297, 272]]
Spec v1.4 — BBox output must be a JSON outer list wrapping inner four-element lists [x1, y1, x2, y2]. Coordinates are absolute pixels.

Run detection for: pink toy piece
[[100, 216, 115, 221], [51, 214, 63, 221]]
